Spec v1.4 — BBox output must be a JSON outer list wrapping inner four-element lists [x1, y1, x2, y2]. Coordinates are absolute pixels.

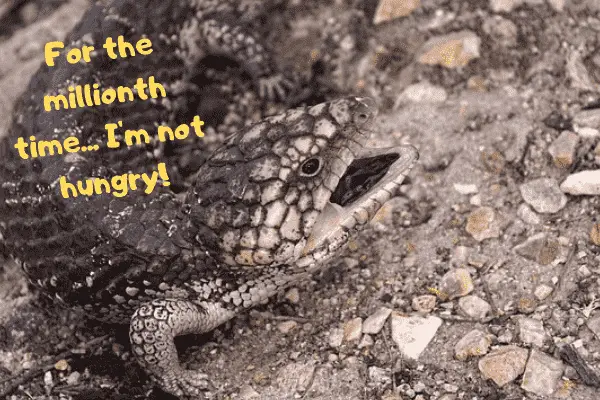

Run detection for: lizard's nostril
[[353, 97, 378, 124]]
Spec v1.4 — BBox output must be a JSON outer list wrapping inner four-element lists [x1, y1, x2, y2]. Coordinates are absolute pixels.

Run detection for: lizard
[[0, 0, 419, 398]]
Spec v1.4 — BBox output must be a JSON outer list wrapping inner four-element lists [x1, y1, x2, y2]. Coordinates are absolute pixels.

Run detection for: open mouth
[[301, 144, 419, 261]]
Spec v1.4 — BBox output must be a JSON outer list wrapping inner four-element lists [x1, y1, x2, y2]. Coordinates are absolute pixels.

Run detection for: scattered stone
[[517, 317, 547, 347], [238, 385, 261, 399], [412, 295, 437, 313], [458, 295, 491, 320], [278, 321, 298, 334], [517, 295, 538, 314], [521, 349, 565, 396], [482, 16, 518, 47], [285, 288, 300, 304], [66, 371, 81, 386], [344, 318, 363, 342], [397, 81, 447, 104], [329, 328, 344, 348], [590, 224, 600, 246], [363, 307, 392, 334], [575, 126, 600, 138], [489, 0, 522, 12], [44, 370, 53, 388], [390, 313, 442, 360], [455, 329, 493, 360], [453, 183, 478, 195], [547, 0, 565, 11], [517, 204, 541, 225], [478, 346, 529, 387], [368, 366, 392, 387], [520, 178, 567, 213], [276, 362, 317, 394], [574, 108, 600, 131], [417, 30, 481, 68], [466, 207, 502, 242], [437, 268, 474, 300], [452, 246, 471, 266], [514, 233, 564, 265], [469, 194, 481, 206], [567, 50, 596, 92], [358, 334, 374, 349], [533, 284, 553, 301], [560, 170, 600, 195], [373, 0, 421, 24], [547, 131, 579, 168], [54, 359, 69, 371], [587, 314, 600, 339], [467, 75, 487, 91]]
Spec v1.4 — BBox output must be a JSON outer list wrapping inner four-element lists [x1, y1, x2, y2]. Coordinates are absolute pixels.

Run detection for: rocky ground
[[2, 0, 600, 399]]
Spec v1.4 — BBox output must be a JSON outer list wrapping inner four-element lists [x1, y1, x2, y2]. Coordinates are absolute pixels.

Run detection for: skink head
[[188, 97, 417, 270]]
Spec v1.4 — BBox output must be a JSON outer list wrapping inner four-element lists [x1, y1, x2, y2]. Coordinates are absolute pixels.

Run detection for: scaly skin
[[0, 1, 418, 398]]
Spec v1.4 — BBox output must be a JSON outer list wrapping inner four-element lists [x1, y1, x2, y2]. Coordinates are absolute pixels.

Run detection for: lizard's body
[[0, 1, 418, 397]]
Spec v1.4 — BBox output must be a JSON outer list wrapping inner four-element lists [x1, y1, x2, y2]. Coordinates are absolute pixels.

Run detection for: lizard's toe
[[157, 369, 211, 399], [258, 73, 298, 101]]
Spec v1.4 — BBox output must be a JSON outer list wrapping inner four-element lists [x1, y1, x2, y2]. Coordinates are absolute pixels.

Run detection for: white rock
[[574, 126, 600, 138], [398, 81, 448, 104], [363, 307, 392, 334], [453, 183, 479, 195], [560, 170, 600, 195], [390, 313, 442, 360]]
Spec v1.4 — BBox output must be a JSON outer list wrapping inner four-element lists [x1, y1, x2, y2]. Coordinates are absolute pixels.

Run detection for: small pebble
[[520, 178, 567, 213], [343, 318, 363, 342], [373, 0, 420, 24], [521, 349, 564, 396], [591, 224, 600, 246], [560, 170, 600, 195], [418, 30, 481, 68], [455, 329, 492, 360], [329, 328, 344, 348], [285, 288, 300, 304], [437, 268, 474, 300], [517, 317, 548, 348], [517, 204, 541, 225], [458, 295, 491, 320], [534, 284, 553, 300], [44, 371, 54, 388], [453, 183, 479, 195], [466, 207, 502, 241], [362, 307, 392, 334], [478, 346, 529, 386], [278, 321, 298, 334], [412, 294, 437, 313], [54, 359, 69, 371], [66, 371, 81, 386], [547, 131, 579, 168]]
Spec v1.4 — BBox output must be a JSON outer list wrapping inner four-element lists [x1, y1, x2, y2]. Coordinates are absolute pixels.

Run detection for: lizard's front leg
[[198, 18, 298, 100], [130, 299, 235, 398]]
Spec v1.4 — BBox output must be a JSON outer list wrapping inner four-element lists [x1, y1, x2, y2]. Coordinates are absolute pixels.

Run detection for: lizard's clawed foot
[[258, 73, 298, 101], [155, 369, 211, 399]]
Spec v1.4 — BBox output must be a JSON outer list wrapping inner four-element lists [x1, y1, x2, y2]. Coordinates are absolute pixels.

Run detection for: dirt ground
[[1, 0, 600, 399]]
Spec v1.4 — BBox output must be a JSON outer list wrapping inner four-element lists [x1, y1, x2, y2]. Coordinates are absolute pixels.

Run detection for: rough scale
[[0, 0, 418, 398]]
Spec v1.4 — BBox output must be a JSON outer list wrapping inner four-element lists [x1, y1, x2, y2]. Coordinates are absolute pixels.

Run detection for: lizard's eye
[[300, 157, 323, 177]]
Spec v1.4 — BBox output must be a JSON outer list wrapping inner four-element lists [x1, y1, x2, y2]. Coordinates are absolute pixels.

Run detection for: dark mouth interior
[[330, 153, 400, 206]]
